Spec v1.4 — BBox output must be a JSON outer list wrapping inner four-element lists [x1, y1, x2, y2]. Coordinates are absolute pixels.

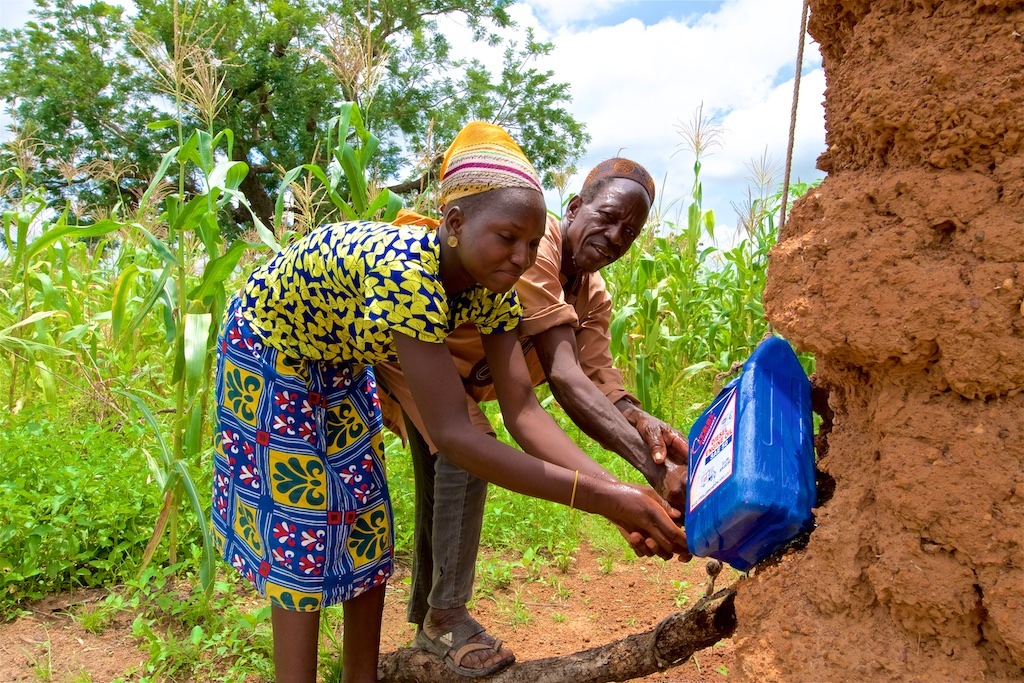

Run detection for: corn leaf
[[130, 223, 180, 266], [209, 160, 248, 193], [184, 313, 212, 401], [111, 263, 141, 343], [139, 145, 182, 212], [173, 459, 215, 593], [123, 266, 172, 343], [24, 219, 123, 263], [119, 390, 173, 473], [187, 240, 250, 303], [34, 360, 56, 402], [275, 165, 306, 229]]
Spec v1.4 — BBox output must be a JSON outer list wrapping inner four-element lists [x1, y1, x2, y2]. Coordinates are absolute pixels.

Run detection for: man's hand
[[621, 406, 689, 465], [658, 459, 688, 512]]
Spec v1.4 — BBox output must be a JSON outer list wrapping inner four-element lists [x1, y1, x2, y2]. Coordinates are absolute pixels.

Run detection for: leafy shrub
[[0, 402, 199, 615]]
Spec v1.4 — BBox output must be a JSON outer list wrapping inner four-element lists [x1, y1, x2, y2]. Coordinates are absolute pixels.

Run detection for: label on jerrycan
[[689, 391, 737, 512]]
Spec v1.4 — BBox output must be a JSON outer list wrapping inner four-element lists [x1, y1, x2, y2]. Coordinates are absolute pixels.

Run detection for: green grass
[[0, 362, 724, 678], [121, 563, 275, 681], [0, 399, 168, 613], [0, 365, 712, 617]]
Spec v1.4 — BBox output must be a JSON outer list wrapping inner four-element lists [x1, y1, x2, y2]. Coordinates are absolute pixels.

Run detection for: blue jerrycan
[[685, 336, 815, 571]]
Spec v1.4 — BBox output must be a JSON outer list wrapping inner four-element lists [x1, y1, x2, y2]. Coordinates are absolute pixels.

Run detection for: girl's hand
[[616, 526, 655, 559], [599, 482, 691, 560], [617, 526, 678, 560]]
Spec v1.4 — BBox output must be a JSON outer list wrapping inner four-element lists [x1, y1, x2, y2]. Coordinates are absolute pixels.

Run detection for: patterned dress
[[212, 220, 521, 611]]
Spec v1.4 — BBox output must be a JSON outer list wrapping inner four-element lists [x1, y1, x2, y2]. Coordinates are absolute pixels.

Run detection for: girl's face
[[447, 189, 548, 294]]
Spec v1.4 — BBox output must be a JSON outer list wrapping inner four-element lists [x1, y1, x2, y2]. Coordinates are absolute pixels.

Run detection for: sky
[[0, 0, 826, 241]]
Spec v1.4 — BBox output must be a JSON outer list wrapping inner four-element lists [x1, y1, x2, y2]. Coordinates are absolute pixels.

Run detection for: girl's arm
[[480, 328, 620, 479], [393, 329, 689, 557], [482, 328, 687, 558]]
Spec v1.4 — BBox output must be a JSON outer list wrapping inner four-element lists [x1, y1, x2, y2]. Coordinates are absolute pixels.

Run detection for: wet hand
[[658, 459, 688, 512], [603, 482, 691, 561], [622, 407, 689, 465], [616, 525, 673, 560]]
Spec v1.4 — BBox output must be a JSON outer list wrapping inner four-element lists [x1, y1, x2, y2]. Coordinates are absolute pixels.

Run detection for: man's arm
[[510, 214, 687, 508], [614, 399, 689, 465], [532, 323, 687, 509]]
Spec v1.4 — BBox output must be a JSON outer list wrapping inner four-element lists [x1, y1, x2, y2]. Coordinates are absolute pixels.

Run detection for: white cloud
[[445, 0, 826, 240], [524, 0, 635, 27]]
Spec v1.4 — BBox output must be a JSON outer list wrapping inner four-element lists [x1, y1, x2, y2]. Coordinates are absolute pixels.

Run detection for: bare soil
[[0, 544, 735, 682]]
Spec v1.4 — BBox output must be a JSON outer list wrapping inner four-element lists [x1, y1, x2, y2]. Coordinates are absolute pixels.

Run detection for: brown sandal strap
[[450, 642, 494, 667]]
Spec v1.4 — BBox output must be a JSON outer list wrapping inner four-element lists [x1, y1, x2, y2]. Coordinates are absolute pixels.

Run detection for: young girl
[[211, 122, 688, 683]]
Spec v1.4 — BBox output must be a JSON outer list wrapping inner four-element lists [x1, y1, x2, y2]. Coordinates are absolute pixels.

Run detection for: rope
[[713, 360, 745, 393], [778, 0, 811, 232]]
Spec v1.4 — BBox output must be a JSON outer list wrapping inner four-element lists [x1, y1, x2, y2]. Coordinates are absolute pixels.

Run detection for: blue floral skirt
[[211, 297, 393, 611]]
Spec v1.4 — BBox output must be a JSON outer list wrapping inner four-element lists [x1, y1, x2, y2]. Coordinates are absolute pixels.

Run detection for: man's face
[[564, 177, 651, 273]]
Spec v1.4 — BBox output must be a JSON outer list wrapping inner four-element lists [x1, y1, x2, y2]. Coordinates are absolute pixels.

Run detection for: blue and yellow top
[[239, 221, 521, 364]]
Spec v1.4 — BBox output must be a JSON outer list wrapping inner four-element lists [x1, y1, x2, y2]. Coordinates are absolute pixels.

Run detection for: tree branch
[[234, 145, 275, 227], [385, 152, 444, 195], [377, 588, 737, 683]]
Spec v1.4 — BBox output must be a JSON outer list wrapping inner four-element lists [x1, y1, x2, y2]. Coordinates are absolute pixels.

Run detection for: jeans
[[404, 413, 489, 626]]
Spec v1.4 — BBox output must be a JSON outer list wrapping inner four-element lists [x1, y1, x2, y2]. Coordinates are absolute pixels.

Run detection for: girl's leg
[[272, 606, 320, 683], [342, 583, 387, 683]]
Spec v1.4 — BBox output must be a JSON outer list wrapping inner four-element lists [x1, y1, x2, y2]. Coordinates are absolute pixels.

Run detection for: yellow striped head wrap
[[439, 121, 543, 206]]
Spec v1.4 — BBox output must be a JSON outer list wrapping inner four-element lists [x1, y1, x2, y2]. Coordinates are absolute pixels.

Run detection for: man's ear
[[443, 204, 466, 240], [565, 194, 583, 222]]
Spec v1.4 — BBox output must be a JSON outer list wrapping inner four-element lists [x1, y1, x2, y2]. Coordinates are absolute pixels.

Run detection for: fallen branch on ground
[[377, 588, 737, 683]]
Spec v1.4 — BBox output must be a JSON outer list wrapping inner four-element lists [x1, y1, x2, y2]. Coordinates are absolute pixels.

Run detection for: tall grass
[[605, 126, 817, 423], [0, 4, 402, 604]]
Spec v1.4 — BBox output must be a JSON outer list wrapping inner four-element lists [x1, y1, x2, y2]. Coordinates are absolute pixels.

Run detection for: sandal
[[415, 617, 515, 678]]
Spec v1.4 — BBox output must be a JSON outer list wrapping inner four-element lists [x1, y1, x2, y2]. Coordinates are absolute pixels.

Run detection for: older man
[[375, 158, 689, 677]]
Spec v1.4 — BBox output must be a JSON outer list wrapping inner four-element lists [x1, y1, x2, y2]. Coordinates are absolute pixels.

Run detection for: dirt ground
[[0, 543, 735, 682]]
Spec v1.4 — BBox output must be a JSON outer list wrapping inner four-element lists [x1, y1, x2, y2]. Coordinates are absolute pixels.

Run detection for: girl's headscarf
[[394, 121, 542, 228], [439, 121, 542, 206]]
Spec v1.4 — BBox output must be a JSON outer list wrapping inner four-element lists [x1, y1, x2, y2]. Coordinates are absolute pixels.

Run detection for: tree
[[0, 0, 166, 214], [0, 0, 589, 223]]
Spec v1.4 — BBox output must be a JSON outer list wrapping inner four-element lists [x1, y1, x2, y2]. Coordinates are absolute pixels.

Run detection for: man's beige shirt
[[376, 214, 638, 452]]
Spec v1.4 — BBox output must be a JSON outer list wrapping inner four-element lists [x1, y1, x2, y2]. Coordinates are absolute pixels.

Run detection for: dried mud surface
[[742, 1, 1024, 681]]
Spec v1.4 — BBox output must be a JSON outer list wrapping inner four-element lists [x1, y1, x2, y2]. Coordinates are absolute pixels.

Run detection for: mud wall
[[736, 1, 1024, 680]]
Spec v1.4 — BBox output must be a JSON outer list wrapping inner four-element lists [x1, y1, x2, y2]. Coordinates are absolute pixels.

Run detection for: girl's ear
[[444, 204, 466, 240], [565, 194, 583, 223]]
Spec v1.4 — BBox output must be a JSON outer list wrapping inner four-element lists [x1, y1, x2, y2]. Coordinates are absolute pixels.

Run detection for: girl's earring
[[447, 235, 459, 248]]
